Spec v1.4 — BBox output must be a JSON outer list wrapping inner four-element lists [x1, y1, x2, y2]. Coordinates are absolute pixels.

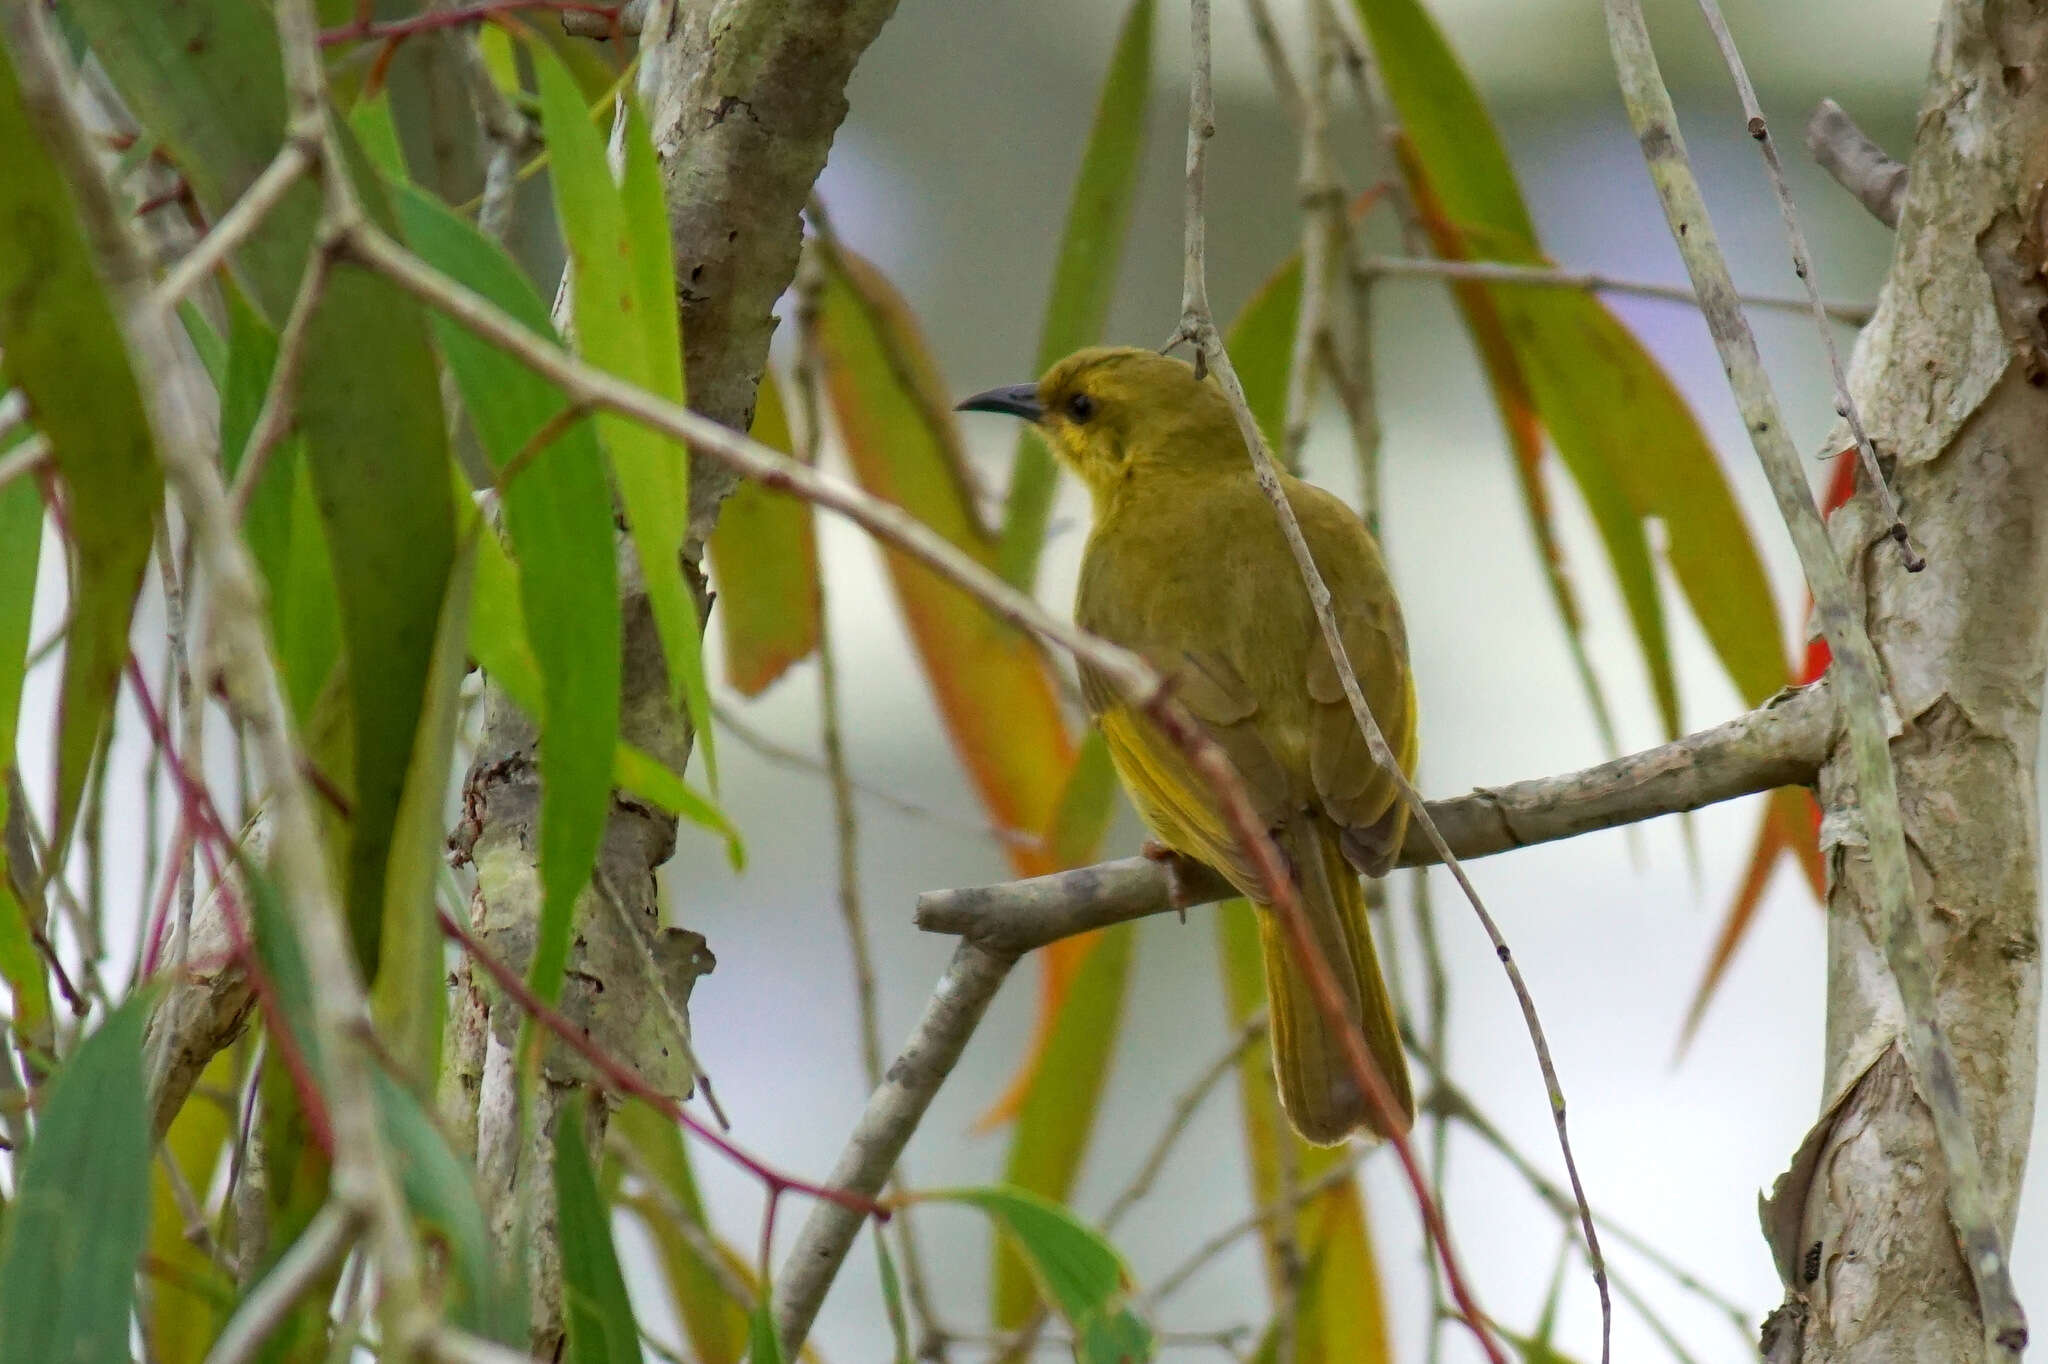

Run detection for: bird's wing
[[1081, 645, 1294, 893], [1299, 496, 1418, 876]]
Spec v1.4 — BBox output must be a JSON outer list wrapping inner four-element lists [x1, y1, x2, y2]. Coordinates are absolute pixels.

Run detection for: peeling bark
[[1766, 5, 2048, 1357]]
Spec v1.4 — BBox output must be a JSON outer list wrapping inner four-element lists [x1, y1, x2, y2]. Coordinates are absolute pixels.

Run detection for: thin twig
[[1804, 98, 1906, 230], [1103, 1012, 1266, 1232], [0, 434, 49, 494], [1143, 1149, 1368, 1308], [1173, 2, 1600, 1357], [226, 249, 331, 520], [1693, 0, 1918, 567], [1603, 4, 2022, 1354], [204, 1203, 361, 1364], [1357, 253, 1873, 325], [713, 702, 1040, 850], [150, 141, 314, 314]]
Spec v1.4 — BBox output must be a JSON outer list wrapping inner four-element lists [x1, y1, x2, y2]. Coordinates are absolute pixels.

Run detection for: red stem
[[320, 0, 620, 46], [437, 907, 888, 1222]]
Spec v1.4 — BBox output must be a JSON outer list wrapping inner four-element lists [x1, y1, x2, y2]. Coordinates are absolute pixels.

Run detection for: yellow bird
[[960, 346, 1417, 1144]]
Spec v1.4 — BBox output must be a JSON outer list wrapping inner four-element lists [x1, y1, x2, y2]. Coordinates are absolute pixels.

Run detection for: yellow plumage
[[960, 346, 1419, 1144]]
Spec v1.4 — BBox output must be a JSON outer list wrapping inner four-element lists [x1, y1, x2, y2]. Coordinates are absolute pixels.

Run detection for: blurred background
[[669, 0, 1972, 1360], [19, 0, 1990, 1358]]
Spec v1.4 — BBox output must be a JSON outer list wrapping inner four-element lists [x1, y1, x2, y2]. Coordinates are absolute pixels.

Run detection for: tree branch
[[1602, 1, 2025, 1354], [917, 681, 1834, 947], [1804, 98, 1907, 230]]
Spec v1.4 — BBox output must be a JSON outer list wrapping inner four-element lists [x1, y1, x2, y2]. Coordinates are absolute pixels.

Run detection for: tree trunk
[[446, 1, 899, 1350], [1763, 6, 2048, 1358]]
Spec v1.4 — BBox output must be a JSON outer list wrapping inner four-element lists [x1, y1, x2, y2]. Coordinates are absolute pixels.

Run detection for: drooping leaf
[[220, 289, 338, 731], [0, 469, 50, 1055], [69, 0, 320, 320], [142, 1049, 237, 1364], [558, 1103, 647, 1364], [371, 532, 475, 1078], [818, 248, 1076, 856], [707, 376, 822, 697], [874, 1226, 913, 1364], [614, 1100, 753, 1364], [378, 1069, 523, 1342], [992, 921, 1133, 1327], [746, 1296, 786, 1364], [529, 41, 716, 787], [816, 247, 1142, 1327], [929, 1186, 1152, 1364], [0, 33, 161, 844], [1355, 0, 1789, 731], [0, 994, 152, 1364], [393, 183, 622, 1013], [995, 0, 1155, 589], [1228, 253, 1305, 458]]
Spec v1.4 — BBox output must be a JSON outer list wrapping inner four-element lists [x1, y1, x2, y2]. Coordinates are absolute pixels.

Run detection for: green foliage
[[0, 995, 152, 1364], [557, 1104, 646, 1364], [874, 1227, 914, 1364], [1352, 0, 1789, 731], [529, 40, 717, 793], [996, 0, 1156, 588], [613, 1101, 757, 1364], [0, 467, 49, 1057], [932, 1186, 1152, 1364], [707, 377, 822, 697], [392, 183, 623, 1015], [993, 923, 1134, 1328], [0, 29, 161, 846]]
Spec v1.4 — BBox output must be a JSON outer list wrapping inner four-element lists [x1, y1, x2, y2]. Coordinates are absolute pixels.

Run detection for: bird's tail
[[1259, 819, 1414, 1144]]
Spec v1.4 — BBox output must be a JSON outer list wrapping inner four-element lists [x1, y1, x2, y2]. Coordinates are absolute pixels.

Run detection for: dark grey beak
[[955, 383, 1044, 422]]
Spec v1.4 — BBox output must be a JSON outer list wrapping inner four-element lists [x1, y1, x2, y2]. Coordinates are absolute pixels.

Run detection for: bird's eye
[[1065, 392, 1097, 423]]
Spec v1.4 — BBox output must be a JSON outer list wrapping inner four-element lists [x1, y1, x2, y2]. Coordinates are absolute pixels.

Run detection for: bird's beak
[[955, 383, 1044, 423]]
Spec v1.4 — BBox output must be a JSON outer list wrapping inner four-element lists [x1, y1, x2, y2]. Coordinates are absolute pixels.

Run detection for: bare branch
[[773, 940, 1017, 1354], [917, 680, 1834, 947], [1805, 98, 1907, 230], [1694, 0, 1918, 568], [150, 141, 314, 314], [1602, 1, 2024, 1353]]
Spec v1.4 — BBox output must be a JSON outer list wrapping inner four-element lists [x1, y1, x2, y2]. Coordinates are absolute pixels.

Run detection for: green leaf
[[614, 1101, 753, 1364], [932, 1186, 1151, 1364], [392, 183, 621, 1013], [469, 526, 743, 868], [143, 1050, 237, 1363], [874, 1227, 913, 1364], [1354, 0, 1788, 719], [378, 1069, 523, 1342], [746, 1296, 785, 1364], [0, 993, 151, 1364], [221, 289, 337, 728], [558, 1103, 646, 1364], [295, 135, 460, 979], [69, 0, 318, 321], [993, 923, 1133, 1328], [0, 32, 162, 844], [371, 534, 475, 1078], [1046, 730, 1118, 869], [529, 42, 716, 788], [1226, 253, 1304, 459], [707, 377, 822, 697], [995, 0, 1155, 589], [0, 472, 50, 1053]]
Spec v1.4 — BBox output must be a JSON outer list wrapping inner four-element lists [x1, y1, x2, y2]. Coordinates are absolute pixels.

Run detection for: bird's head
[[957, 346, 1241, 508]]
